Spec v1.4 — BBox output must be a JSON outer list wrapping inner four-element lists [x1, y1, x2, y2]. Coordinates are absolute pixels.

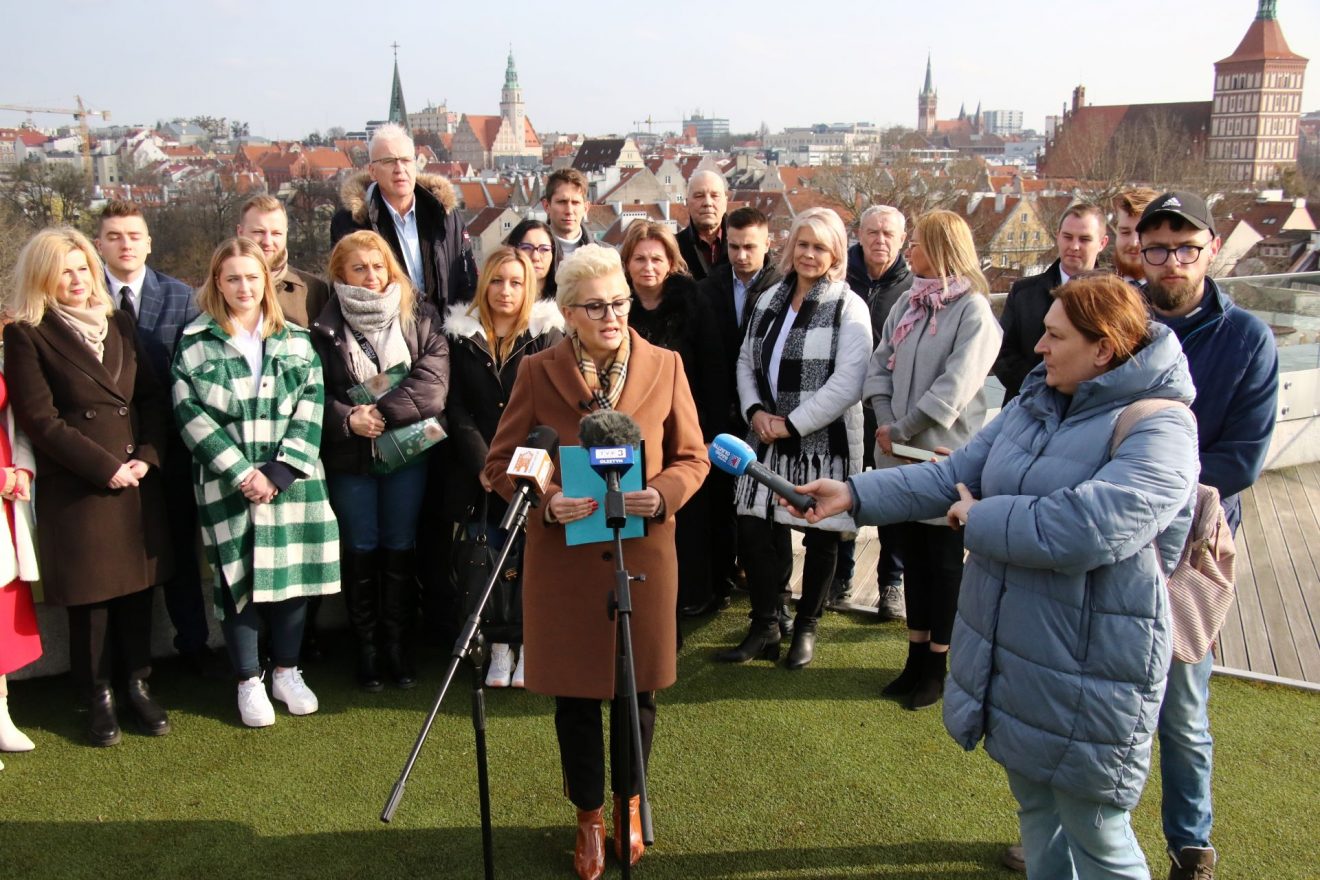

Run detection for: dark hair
[[544, 168, 588, 202], [504, 218, 559, 300], [1052, 272, 1150, 368], [1058, 202, 1106, 233], [98, 200, 145, 232], [727, 206, 769, 231]]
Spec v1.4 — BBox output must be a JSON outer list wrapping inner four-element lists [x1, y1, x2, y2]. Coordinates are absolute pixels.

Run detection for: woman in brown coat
[[485, 244, 708, 880], [2, 228, 174, 747]]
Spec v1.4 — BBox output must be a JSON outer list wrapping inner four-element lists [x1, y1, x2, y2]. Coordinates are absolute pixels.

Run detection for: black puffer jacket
[[845, 245, 914, 342]]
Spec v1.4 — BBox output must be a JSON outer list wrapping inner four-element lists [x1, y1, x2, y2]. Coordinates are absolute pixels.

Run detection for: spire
[[958, 102, 966, 120], [1256, 0, 1277, 20], [922, 53, 933, 95], [388, 44, 410, 130], [505, 46, 519, 89]]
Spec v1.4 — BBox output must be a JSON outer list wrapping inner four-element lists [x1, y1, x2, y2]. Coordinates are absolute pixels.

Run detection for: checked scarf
[[573, 330, 630, 410]]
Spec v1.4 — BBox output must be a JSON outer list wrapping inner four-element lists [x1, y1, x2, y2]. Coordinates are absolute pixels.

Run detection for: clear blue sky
[[2, 0, 1317, 140]]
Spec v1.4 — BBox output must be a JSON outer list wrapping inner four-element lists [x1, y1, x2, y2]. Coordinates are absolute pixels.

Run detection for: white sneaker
[[0, 697, 36, 752], [271, 667, 319, 716], [238, 676, 275, 728], [485, 643, 513, 688], [511, 648, 526, 689]]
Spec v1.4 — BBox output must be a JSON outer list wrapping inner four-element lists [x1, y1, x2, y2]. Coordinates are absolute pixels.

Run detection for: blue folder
[[559, 445, 647, 546]]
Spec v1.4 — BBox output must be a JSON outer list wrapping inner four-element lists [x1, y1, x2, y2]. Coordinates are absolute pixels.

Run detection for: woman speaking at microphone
[[485, 244, 708, 880]]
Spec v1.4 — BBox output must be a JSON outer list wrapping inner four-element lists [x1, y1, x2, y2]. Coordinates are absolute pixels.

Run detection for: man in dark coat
[[330, 123, 476, 307], [993, 203, 1109, 403], [839, 205, 915, 620], [236, 194, 330, 328], [675, 170, 729, 281], [94, 201, 218, 677]]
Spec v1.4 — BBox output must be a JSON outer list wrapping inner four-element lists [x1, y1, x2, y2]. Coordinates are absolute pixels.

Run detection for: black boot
[[714, 621, 781, 663], [908, 648, 948, 710], [86, 685, 121, 747], [343, 550, 383, 693], [785, 617, 818, 670], [777, 601, 794, 640], [123, 679, 170, 736], [882, 640, 930, 697], [381, 548, 419, 689]]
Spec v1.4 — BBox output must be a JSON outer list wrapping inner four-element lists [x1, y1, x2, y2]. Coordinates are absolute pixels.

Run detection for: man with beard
[[676, 170, 729, 280], [236, 195, 330, 328], [993, 203, 1109, 402], [1112, 187, 1158, 284], [1138, 191, 1278, 880]]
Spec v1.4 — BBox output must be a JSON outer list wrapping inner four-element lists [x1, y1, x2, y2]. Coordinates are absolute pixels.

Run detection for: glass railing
[[1218, 271, 1320, 374]]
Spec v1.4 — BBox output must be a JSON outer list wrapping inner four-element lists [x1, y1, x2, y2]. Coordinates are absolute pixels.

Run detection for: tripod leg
[[471, 659, 495, 880]]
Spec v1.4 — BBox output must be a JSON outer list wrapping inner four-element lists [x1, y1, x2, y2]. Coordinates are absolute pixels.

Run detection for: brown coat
[[277, 267, 331, 329], [485, 332, 709, 699], [2, 311, 174, 606]]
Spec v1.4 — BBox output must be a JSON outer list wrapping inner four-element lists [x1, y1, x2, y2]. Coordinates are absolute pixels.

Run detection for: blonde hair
[[327, 230, 417, 330], [7, 228, 113, 325], [777, 208, 848, 283], [554, 244, 628, 310], [196, 238, 287, 339], [620, 221, 689, 281], [472, 246, 537, 362], [912, 210, 989, 296]]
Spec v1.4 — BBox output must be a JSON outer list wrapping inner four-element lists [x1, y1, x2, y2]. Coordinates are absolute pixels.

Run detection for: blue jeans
[[1158, 650, 1215, 851], [326, 459, 429, 552], [1006, 770, 1150, 880], [219, 591, 306, 680]]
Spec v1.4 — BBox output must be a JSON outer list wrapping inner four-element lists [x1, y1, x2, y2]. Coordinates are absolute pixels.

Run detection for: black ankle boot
[[882, 640, 930, 697], [777, 602, 794, 640], [714, 622, 781, 663], [123, 679, 170, 736], [908, 649, 948, 710], [343, 550, 383, 692], [86, 685, 121, 747], [785, 618, 818, 669], [381, 548, 419, 689]]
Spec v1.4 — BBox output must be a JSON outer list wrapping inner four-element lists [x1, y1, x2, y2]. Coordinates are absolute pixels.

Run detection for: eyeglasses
[[571, 299, 631, 320], [370, 156, 414, 168], [1141, 243, 1208, 266], [516, 243, 554, 255]]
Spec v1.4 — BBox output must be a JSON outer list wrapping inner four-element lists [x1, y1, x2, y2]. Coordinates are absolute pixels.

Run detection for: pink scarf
[[886, 276, 972, 369]]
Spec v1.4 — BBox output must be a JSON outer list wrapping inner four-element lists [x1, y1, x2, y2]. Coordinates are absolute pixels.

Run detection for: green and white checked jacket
[[171, 316, 340, 618]]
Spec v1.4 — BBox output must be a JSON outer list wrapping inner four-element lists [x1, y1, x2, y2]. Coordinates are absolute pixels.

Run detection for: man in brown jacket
[[236, 194, 330, 328]]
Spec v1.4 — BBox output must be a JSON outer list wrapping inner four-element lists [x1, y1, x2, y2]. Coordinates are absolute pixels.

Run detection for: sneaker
[[485, 643, 513, 688], [1168, 846, 1216, 880], [511, 649, 526, 689], [876, 583, 907, 622], [271, 667, 319, 716], [237, 676, 275, 728]]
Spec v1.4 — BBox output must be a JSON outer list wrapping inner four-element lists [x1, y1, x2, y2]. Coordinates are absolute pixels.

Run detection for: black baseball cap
[[1136, 191, 1215, 236]]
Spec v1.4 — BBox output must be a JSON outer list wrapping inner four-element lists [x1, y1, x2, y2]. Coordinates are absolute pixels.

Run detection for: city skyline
[[2, 0, 1317, 142]]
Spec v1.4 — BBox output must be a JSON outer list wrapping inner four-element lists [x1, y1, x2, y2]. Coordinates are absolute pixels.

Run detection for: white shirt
[[1058, 266, 1072, 287], [106, 270, 146, 315], [380, 187, 424, 293], [556, 233, 581, 258], [232, 317, 265, 385], [767, 306, 798, 401]]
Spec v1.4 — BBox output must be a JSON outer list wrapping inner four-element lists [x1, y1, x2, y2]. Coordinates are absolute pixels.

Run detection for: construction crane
[[0, 96, 112, 183], [631, 115, 685, 136]]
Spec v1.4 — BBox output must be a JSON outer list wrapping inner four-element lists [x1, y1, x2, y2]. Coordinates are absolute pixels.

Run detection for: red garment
[[0, 374, 42, 675]]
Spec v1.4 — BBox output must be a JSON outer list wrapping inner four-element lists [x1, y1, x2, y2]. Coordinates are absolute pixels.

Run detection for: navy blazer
[[108, 266, 199, 385]]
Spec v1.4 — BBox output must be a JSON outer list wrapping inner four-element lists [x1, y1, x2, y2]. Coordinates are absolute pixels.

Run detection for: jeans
[[219, 590, 307, 680], [1006, 770, 1150, 880], [1158, 650, 1215, 851], [326, 458, 429, 552]]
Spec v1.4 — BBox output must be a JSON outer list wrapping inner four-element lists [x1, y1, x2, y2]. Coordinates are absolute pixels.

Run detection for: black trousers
[[66, 588, 154, 693], [738, 516, 838, 623], [676, 471, 736, 608], [554, 692, 657, 811], [897, 522, 964, 644]]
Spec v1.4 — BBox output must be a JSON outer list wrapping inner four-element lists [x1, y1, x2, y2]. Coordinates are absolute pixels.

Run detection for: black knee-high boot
[[380, 548, 419, 689], [342, 550, 383, 692]]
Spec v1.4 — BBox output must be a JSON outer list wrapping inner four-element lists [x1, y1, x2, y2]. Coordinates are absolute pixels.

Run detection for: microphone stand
[[381, 484, 537, 880], [603, 470, 654, 880]]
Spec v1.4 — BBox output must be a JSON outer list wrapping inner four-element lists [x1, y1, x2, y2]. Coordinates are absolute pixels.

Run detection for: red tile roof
[[1218, 15, 1307, 63], [464, 115, 540, 151], [466, 206, 512, 236]]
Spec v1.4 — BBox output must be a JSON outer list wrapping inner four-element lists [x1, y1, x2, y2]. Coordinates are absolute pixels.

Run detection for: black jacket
[[628, 274, 729, 441], [697, 263, 783, 431], [845, 246, 915, 342], [993, 259, 1063, 403], [675, 219, 728, 281]]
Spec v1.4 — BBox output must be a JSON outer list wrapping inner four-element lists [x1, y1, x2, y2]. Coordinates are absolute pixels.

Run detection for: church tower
[[1209, 0, 1308, 183], [917, 54, 937, 135], [500, 48, 526, 146], [388, 43, 410, 132]]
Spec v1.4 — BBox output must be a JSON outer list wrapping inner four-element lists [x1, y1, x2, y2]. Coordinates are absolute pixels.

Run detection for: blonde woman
[[444, 246, 564, 687], [3, 228, 173, 746], [172, 237, 339, 728]]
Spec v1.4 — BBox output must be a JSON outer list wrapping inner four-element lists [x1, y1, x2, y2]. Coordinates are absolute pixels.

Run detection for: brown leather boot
[[612, 793, 644, 866], [573, 806, 606, 880]]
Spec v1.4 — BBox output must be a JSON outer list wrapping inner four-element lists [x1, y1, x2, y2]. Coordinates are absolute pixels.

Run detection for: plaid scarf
[[573, 330, 630, 410], [886, 275, 972, 369]]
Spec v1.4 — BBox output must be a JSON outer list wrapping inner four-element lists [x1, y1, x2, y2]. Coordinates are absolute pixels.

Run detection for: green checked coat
[[171, 316, 340, 618]]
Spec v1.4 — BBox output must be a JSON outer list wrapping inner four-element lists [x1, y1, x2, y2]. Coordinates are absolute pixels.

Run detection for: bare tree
[[813, 153, 983, 227], [0, 161, 91, 231], [286, 176, 342, 273]]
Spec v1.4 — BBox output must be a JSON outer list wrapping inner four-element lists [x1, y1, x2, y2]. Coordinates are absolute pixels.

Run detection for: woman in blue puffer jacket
[[793, 274, 1199, 879]]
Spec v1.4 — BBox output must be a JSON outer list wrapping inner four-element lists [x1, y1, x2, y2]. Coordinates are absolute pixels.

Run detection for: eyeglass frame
[[369, 155, 415, 168], [515, 243, 555, 255], [1141, 241, 1211, 266], [569, 299, 632, 321]]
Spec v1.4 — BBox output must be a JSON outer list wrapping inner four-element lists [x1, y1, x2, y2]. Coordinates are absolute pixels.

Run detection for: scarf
[[886, 275, 972, 369], [334, 281, 411, 383], [573, 331, 630, 411], [53, 302, 110, 362]]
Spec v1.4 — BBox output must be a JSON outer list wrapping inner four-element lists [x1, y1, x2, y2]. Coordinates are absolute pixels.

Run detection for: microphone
[[708, 433, 816, 512], [579, 411, 642, 528], [502, 425, 559, 531]]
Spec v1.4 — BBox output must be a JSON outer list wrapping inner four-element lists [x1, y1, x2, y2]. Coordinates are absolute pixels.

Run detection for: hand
[[623, 487, 663, 518], [946, 483, 977, 530], [10, 469, 30, 501], [547, 492, 597, 524], [780, 478, 851, 523], [126, 459, 150, 480], [750, 411, 787, 444], [241, 470, 279, 504], [479, 471, 493, 492], [875, 424, 894, 457], [348, 404, 386, 439], [932, 446, 953, 458], [107, 463, 140, 489]]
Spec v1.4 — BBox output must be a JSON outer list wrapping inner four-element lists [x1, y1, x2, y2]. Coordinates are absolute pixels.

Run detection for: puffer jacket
[[850, 323, 1199, 810]]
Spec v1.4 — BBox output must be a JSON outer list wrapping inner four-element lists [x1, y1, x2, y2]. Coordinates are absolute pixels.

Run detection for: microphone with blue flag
[[708, 433, 816, 512]]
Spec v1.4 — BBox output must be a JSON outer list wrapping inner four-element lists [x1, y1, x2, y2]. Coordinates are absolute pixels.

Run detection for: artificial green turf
[[2, 604, 1317, 879]]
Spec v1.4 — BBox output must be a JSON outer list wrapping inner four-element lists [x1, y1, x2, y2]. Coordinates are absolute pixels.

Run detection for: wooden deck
[[791, 462, 1320, 690]]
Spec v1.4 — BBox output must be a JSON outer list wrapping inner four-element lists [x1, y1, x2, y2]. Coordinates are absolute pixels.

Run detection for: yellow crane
[[0, 96, 112, 182]]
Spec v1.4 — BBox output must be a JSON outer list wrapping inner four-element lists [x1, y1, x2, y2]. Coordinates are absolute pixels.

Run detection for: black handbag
[[451, 493, 523, 642]]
